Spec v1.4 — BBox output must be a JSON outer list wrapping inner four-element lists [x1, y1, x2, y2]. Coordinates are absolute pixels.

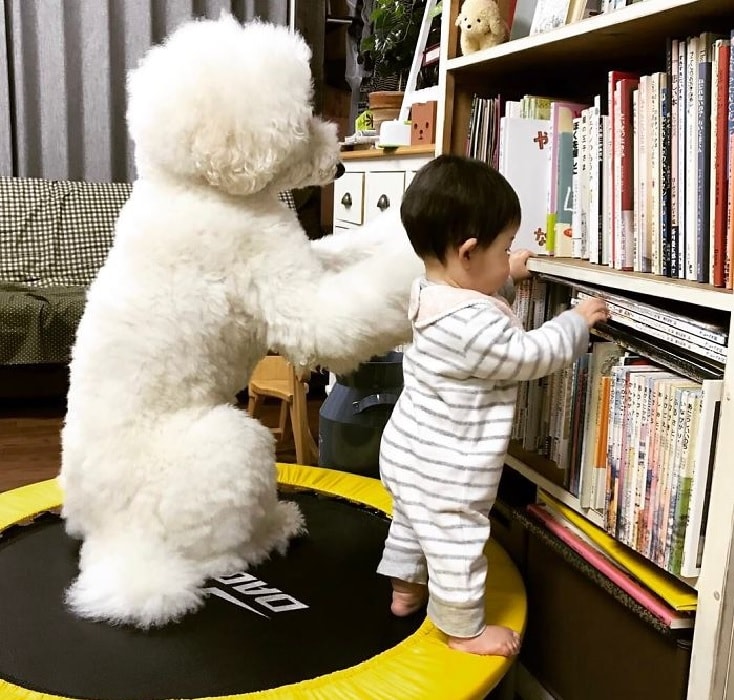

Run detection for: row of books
[[511, 278, 725, 577], [509, 0, 644, 42], [562, 276, 728, 368], [466, 28, 734, 288]]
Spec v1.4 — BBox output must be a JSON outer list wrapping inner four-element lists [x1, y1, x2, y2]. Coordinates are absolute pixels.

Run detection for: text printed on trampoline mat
[[204, 572, 308, 619]]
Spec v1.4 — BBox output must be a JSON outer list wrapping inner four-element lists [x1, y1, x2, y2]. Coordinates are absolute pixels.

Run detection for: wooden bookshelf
[[436, 0, 734, 697], [527, 257, 734, 311], [445, 0, 731, 77]]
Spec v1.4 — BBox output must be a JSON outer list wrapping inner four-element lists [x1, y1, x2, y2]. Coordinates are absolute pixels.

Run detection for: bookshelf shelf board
[[339, 144, 435, 160], [504, 454, 605, 529], [527, 257, 734, 311], [444, 0, 732, 77]]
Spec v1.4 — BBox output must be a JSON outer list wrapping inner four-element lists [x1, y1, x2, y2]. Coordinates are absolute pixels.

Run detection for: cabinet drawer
[[333, 223, 359, 233], [333, 172, 364, 225], [404, 170, 419, 188], [364, 171, 405, 223]]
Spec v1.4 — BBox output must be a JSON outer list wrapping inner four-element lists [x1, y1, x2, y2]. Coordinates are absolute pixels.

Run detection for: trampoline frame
[[0, 463, 526, 700]]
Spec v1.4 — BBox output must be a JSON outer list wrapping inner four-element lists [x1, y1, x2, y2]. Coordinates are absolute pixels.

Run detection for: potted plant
[[360, 0, 423, 91]]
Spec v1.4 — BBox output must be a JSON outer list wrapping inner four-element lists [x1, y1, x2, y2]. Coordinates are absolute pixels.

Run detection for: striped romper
[[377, 276, 589, 637]]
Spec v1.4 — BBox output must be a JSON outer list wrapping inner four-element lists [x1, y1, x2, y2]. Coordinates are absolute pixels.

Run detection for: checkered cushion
[[0, 177, 132, 287], [278, 189, 296, 211], [0, 282, 87, 364], [0, 177, 297, 289], [0, 177, 298, 365]]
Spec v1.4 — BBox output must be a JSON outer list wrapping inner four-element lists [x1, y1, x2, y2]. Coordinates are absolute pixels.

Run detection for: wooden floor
[[0, 395, 324, 494]]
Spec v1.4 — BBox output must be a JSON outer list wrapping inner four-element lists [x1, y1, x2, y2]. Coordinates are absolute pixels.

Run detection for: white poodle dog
[[59, 15, 422, 629]]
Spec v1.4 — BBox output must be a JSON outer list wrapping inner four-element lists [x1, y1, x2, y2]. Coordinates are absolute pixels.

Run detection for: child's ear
[[458, 238, 479, 265]]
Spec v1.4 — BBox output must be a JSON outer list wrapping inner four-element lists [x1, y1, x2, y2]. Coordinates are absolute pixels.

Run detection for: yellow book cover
[[539, 491, 697, 611], [594, 376, 611, 469], [546, 213, 556, 254]]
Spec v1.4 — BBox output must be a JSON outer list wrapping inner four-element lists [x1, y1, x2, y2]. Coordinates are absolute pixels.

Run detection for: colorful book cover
[[499, 117, 552, 255], [539, 491, 698, 611], [528, 502, 694, 628], [545, 101, 588, 254]]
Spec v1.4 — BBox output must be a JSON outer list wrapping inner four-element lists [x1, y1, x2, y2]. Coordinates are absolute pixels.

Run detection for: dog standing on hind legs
[[59, 15, 423, 629]]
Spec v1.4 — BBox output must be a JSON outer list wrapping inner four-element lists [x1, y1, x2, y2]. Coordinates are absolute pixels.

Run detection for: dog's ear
[[265, 118, 341, 192], [189, 116, 313, 196]]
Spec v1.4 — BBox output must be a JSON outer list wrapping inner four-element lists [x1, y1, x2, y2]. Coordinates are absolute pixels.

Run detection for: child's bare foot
[[390, 579, 428, 616], [448, 625, 521, 656]]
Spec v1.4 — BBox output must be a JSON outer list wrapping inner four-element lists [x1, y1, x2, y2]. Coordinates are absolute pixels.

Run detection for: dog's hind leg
[[65, 528, 205, 629], [152, 404, 304, 577], [65, 405, 304, 629]]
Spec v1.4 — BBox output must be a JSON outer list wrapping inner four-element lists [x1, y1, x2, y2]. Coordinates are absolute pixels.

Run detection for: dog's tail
[[65, 531, 203, 629]]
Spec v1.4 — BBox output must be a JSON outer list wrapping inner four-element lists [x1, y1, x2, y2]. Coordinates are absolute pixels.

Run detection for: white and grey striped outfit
[[377, 276, 588, 637]]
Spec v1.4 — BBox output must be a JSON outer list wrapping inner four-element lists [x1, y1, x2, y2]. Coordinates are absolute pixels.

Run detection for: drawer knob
[[341, 192, 352, 208], [377, 194, 390, 211]]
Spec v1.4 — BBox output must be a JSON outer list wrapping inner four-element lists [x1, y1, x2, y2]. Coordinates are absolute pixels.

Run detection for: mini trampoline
[[0, 464, 527, 700]]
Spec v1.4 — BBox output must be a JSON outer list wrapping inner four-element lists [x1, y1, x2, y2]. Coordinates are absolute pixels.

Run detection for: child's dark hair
[[400, 154, 521, 263]]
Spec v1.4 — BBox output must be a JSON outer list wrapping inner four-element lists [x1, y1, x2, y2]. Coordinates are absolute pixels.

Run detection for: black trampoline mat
[[0, 489, 422, 700]]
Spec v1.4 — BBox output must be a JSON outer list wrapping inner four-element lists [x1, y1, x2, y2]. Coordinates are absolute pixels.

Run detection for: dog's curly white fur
[[59, 15, 422, 629]]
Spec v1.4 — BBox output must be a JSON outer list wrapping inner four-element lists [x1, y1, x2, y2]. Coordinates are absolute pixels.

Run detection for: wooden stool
[[247, 355, 318, 466]]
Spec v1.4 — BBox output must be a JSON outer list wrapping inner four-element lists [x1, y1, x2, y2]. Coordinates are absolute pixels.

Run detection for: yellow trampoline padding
[[0, 477, 63, 531], [0, 464, 527, 700]]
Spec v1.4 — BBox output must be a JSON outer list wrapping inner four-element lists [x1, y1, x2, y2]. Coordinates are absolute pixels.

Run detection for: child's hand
[[572, 297, 609, 328], [509, 249, 533, 283]]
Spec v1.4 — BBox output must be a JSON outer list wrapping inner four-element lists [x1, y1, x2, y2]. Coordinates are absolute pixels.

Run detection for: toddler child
[[377, 154, 608, 657]]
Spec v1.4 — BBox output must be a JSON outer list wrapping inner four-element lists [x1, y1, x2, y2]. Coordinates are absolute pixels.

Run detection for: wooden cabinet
[[332, 146, 434, 231], [333, 172, 364, 226], [363, 171, 405, 223]]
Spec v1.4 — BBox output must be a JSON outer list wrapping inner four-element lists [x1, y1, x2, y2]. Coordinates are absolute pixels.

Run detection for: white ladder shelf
[[399, 0, 441, 122]]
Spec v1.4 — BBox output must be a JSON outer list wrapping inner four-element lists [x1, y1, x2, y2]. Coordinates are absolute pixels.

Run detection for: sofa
[[0, 176, 299, 399]]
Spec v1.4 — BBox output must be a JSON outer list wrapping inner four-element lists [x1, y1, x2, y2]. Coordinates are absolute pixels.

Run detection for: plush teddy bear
[[455, 0, 509, 54], [59, 15, 422, 629]]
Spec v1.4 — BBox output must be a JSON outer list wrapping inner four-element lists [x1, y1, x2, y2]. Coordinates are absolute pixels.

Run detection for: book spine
[[696, 50, 712, 282], [660, 72, 671, 278], [685, 37, 699, 280], [669, 39, 680, 278], [677, 39, 688, 278], [618, 79, 638, 270], [572, 117, 582, 257], [712, 41, 730, 288], [650, 74, 661, 275]]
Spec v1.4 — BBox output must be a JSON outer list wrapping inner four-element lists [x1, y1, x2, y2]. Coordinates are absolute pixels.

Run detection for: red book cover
[[712, 41, 730, 288], [727, 31, 734, 289], [505, 0, 519, 29], [608, 71, 639, 269], [527, 504, 694, 629]]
